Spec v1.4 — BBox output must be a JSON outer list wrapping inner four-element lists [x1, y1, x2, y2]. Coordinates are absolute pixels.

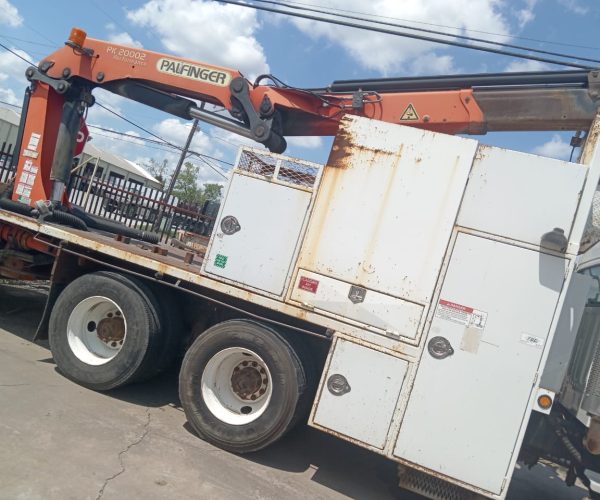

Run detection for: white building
[[78, 143, 162, 190], [0, 106, 161, 190], [0, 107, 20, 153]]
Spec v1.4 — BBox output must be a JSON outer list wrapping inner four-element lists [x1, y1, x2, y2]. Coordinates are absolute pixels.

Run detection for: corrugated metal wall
[[0, 120, 17, 147]]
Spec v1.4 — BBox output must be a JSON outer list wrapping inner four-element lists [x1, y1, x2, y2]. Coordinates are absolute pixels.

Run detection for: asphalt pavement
[[0, 283, 590, 500]]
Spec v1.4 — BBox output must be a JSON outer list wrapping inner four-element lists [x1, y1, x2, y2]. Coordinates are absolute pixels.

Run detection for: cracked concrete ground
[[0, 284, 590, 500]]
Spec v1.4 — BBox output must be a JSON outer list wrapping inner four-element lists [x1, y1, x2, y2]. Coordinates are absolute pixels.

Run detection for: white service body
[[201, 115, 600, 498]]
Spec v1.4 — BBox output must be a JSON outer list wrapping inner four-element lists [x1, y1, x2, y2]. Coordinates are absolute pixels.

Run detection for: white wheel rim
[[66, 296, 127, 366], [201, 347, 273, 426]]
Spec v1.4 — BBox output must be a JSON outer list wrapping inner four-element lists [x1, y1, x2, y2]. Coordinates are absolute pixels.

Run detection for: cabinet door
[[394, 233, 567, 495], [205, 174, 311, 296], [297, 116, 478, 305], [312, 338, 409, 449], [457, 146, 586, 247]]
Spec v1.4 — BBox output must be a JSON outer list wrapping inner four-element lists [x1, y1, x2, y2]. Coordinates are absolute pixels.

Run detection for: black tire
[[93, 271, 182, 372], [152, 285, 183, 371], [179, 319, 311, 453], [48, 272, 163, 390]]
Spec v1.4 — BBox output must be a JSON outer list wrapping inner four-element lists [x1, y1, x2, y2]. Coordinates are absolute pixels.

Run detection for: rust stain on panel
[[327, 125, 355, 169]]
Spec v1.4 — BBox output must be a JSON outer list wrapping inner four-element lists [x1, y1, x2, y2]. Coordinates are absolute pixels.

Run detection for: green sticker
[[214, 254, 228, 268]]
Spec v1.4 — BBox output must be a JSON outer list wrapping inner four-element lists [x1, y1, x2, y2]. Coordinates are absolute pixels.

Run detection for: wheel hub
[[231, 361, 268, 401], [96, 316, 125, 347]]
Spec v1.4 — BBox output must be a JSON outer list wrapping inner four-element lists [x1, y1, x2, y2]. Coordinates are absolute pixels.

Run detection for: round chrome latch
[[221, 215, 241, 235], [327, 374, 351, 396], [428, 336, 454, 359]]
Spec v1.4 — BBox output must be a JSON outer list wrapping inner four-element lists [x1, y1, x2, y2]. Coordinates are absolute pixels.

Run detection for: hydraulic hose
[[42, 210, 88, 231], [70, 207, 160, 244], [0, 198, 35, 217]]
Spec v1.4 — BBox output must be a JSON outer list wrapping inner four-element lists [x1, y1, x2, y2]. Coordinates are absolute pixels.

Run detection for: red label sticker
[[439, 299, 473, 314], [298, 276, 319, 293], [436, 299, 487, 330]]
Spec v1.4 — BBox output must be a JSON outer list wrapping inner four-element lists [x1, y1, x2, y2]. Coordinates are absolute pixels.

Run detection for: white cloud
[[557, 0, 588, 15], [286, 136, 323, 149], [133, 153, 229, 185], [285, 0, 514, 75], [86, 88, 128, 123], [106, 23, 143, 48], [0, 0, 22, 27], [0, 87, 19, 105], [190, 159, 229, 185], [532, 134, 572, 160], [410, 53, 456, 75], [515, 0, 538, 28], [505, 59, 548, 72], [0, 48, 32, 83], [127, 0, 269, 79], [152, 118, 231, 182], [86, 127, 145, 158], [211, 130, 265, 152], [153, 117, 213, 153], [0, 47, 33, 107]]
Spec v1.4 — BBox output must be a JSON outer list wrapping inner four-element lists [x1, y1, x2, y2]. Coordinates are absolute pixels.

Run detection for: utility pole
[[152, 118, 199, 233]]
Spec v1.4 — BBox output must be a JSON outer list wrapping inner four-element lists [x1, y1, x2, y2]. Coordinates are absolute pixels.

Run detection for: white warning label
[[27, 132, 40, 152], [435, 299, 487, 330]]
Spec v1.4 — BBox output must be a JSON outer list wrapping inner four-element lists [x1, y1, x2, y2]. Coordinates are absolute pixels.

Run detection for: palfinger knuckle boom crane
[[2, 27, 600, 499]]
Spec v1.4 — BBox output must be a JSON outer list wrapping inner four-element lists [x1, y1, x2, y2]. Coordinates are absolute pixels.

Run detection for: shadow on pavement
[[104, 365, 182, 409], [0, 283, 183, 409], [0, 283, 47, 342], [244, 424, 408, 499]]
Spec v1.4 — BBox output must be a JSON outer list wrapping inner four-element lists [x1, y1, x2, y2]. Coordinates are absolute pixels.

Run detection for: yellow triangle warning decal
[[400, 103, 419, 121]]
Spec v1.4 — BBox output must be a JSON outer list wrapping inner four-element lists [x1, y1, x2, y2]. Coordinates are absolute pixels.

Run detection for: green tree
[[200, 183, 223, 204], [144, 158, 171, 188], [172, 161, 202, 204]]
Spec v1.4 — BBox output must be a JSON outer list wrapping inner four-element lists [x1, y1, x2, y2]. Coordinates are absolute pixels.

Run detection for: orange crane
[[6, 27, 600, 209]]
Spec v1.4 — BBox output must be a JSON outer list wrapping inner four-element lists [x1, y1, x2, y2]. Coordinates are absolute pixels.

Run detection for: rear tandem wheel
[[179, 319, 314, 453]]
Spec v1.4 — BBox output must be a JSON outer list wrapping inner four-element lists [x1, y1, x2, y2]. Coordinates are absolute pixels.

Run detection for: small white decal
[[520, 334, 544, 348], [22, 149, 38, 159], [27, 133, 40, 151]]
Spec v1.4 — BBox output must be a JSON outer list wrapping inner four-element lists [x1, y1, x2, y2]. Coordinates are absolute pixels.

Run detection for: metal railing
[[0, 145, 219, 243], [68, 173, 219, 243], [0, 142, 15, 184]]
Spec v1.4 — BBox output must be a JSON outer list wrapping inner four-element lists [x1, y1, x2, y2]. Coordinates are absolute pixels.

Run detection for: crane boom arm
[[9, 28, 600, 207]]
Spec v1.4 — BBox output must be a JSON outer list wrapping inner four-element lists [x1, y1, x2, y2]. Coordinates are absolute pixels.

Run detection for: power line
[[94, 103, 230, 175], [90, 0, 131, 34], [89, 124, 234, 167], [90, 124, 174, 147], [0, 40, 36, 65], [216, 0, 594, 69], [87, 130, 177, 155], [268, 0, 600, 52], [252, 0, 600, 65], [22, 22, 60, 46], [96, 102, 183, 148], [0, 96, 233, 169], [189, 152, 229, 180], [0, 99, 21, 109], [0, 34, 56, 48]]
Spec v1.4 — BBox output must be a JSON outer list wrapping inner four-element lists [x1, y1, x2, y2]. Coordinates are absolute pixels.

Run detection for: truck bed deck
[[0, 209, 209, 273], [0, 207, 390, 349]]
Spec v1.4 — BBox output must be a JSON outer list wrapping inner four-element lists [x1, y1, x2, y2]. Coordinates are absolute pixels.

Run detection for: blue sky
[[0, 0, 598, 184]]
